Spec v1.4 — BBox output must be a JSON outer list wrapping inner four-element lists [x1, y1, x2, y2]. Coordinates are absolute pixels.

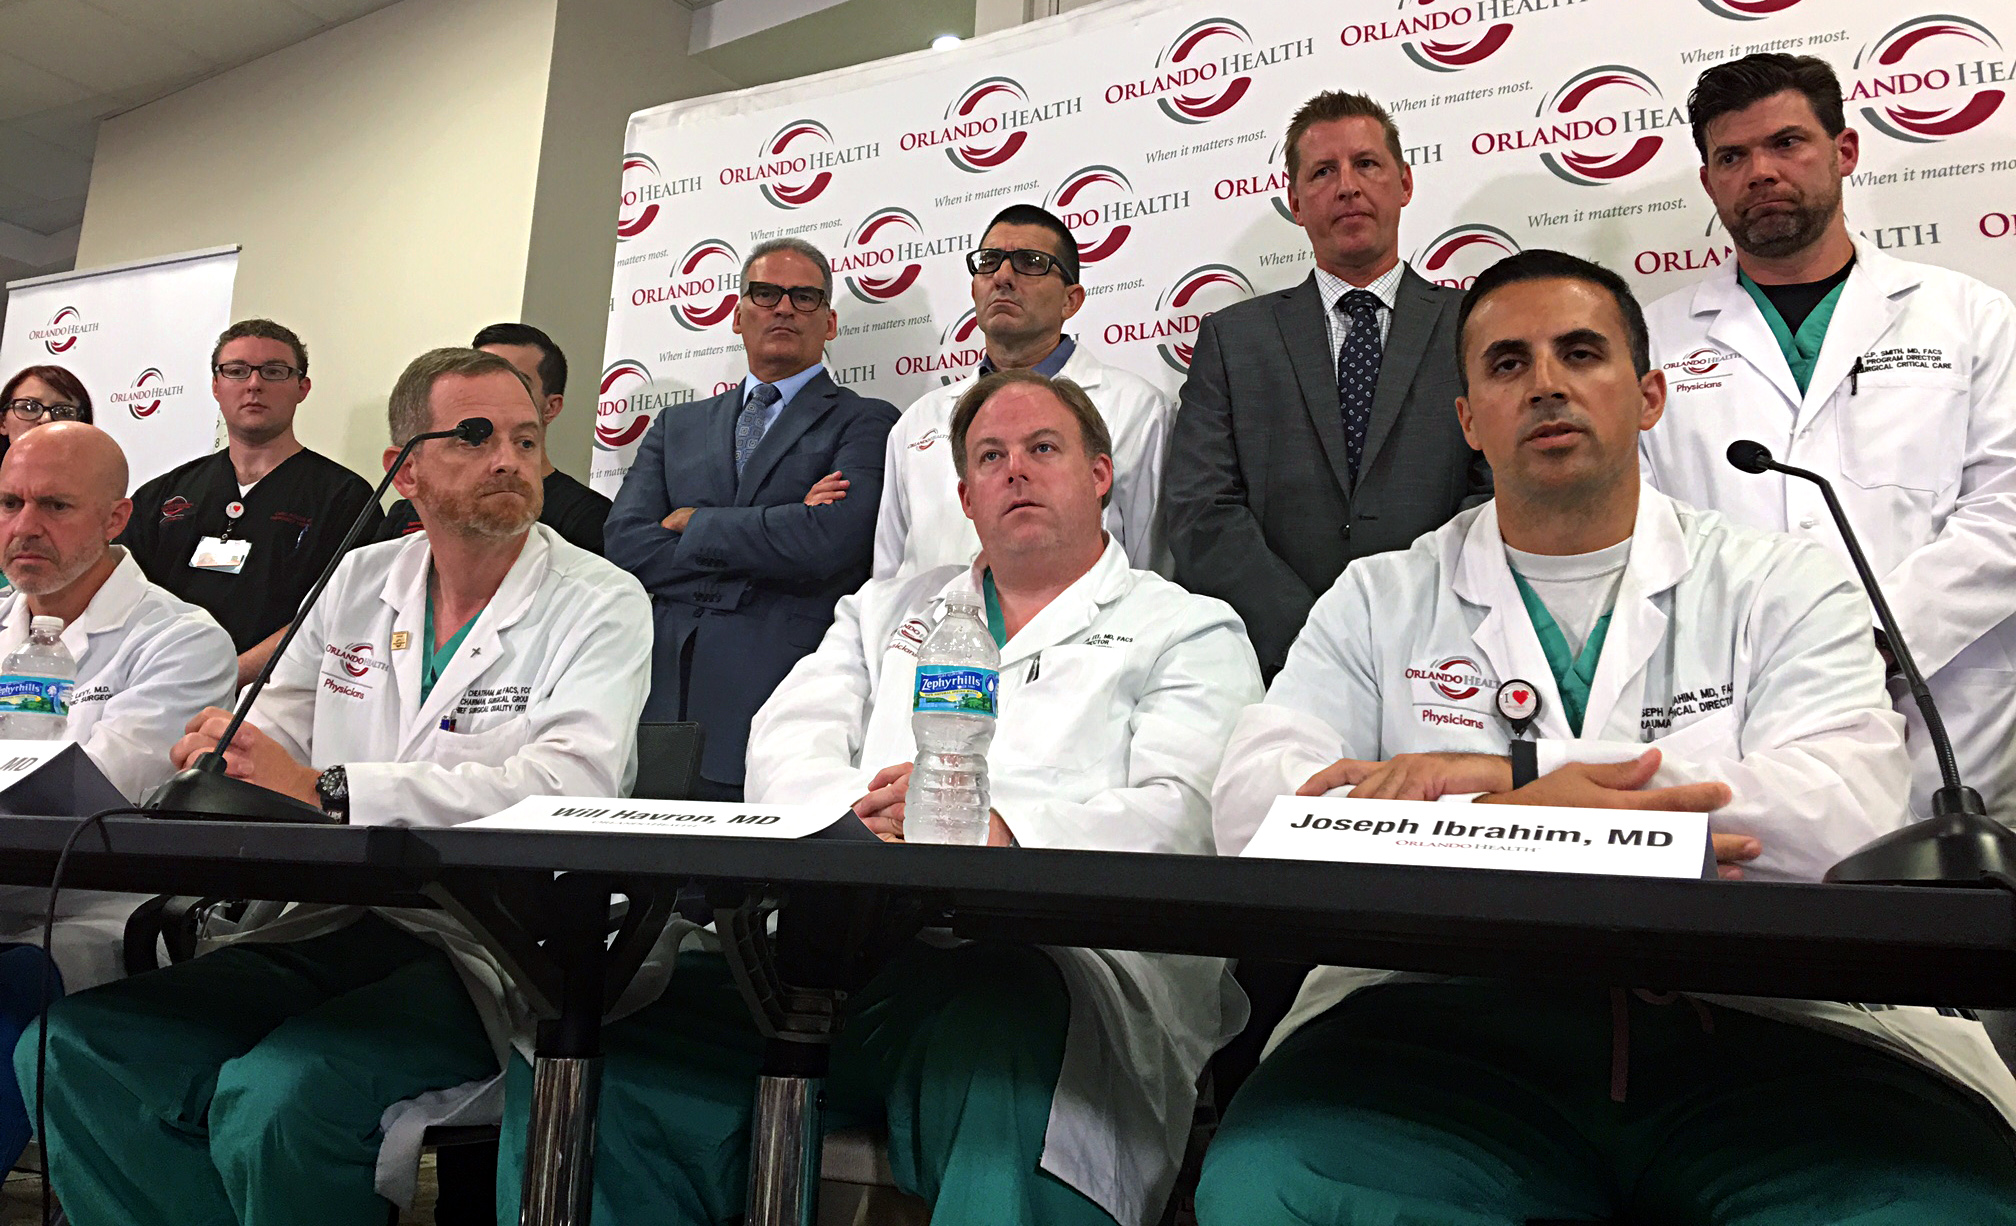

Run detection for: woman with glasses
[[0, 364, 93, 450]]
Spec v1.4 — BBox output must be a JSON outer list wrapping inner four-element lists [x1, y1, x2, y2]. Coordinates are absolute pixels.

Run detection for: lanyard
[[980, 570, 1009, 649]]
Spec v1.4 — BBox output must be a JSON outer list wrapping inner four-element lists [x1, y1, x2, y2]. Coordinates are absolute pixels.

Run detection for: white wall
[[76, 0, 559, 484]]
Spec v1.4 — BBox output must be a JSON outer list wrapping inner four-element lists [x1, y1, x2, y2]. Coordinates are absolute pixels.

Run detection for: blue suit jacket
[[604, 370, 899, 784]]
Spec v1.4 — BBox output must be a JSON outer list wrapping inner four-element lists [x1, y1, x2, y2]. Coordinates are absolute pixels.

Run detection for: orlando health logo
[[1413, 224, 1521, 289], [1101, 264, 1254, 374], [1415, 656, 1490, 701], [109, 367, 186, 419], [596, 360, 657, 451], [1340, 1, 1515, 73], [1475, 65, 1678, 186], [618, 151, 693, 242], [906, 78, 1079, 173], [28, 306, 96, 355], [1850, 16, 2007, 144], [1696, 0, 1803, 19], [340, 643, 375, 679], [1106, 18, 1311, 125], [721, 120, 879, 210], [894, 309, 986, 381], [629, 239, 741, 331]]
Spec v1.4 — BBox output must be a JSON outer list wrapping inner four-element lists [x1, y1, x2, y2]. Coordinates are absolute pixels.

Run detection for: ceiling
[[0, 0, 975, 293], [0, 0, 410, 287]]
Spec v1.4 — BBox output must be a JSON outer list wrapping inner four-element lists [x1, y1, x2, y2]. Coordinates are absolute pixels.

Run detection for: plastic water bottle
[[906, 591, 999, 846], [0, 616, 73, 739]]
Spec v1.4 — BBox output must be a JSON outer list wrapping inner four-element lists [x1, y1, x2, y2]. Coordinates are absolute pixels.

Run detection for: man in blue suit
[[607, 237, 898, 799]]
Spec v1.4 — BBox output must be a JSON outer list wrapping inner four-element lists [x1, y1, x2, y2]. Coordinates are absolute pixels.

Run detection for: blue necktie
[[735, 382, 782, 475], [1335, 289, 1385, 484]]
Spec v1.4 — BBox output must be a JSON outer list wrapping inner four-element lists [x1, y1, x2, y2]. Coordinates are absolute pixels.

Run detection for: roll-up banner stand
[[2, 245, 239, 488], [591, 0, 2016, 496]]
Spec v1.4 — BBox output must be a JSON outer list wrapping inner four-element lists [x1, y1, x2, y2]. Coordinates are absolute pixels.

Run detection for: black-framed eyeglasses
[[213, 361, 304, 383], [743, 282, 829, 312], [3, 399, 82, 423], [967, 247, 1075, 283]]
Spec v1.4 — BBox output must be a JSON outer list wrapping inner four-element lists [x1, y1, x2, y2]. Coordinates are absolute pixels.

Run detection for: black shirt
[[377, 468, 612, 555], [1755, 256, 1855, 333], [121, 448, 382, 652]]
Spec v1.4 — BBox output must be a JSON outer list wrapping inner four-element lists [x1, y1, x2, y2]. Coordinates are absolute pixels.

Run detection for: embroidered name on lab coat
[[454, 685, 531, 717]]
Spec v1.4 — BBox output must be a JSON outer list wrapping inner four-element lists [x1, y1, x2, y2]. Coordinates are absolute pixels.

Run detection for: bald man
[[0, 424, 236, 1171], [0, 424, 237, 983]]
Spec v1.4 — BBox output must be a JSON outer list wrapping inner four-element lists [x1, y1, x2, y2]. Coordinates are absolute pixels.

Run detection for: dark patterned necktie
[[735, 383, 782, 475], [1335, 289, 1385, 483]]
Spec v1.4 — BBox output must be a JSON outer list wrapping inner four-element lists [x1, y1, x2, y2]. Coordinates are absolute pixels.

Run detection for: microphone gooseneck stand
[[144, 417, 497, 824], [1725, 439, 2016, 884]]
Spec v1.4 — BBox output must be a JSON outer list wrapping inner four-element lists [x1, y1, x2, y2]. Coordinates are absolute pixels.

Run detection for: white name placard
[[1242, 796, 1710, 880], [468, 796, 845, 840], [0, 740, 72, 792]]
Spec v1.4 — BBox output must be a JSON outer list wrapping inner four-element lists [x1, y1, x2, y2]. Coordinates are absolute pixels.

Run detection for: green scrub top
[[421, 591, 478, 703], [981, 571, 1009, 649], [1739, 269, 1847, 396], [1512, 571, 1613, 737]]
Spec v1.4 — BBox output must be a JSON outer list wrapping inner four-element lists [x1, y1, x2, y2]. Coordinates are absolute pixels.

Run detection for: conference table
[[4, 813, 2016, 1226]]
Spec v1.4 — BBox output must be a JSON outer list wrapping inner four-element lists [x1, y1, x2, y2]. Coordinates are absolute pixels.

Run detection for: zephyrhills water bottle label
[[913, 665, 999, 717], [0, 676, 69, 716]]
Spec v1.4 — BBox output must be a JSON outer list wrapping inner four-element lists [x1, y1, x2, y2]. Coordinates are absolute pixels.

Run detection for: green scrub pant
[[497, 944, 1116, 1226], [1197, 981, 2016, 1226], [13, 913, 499, 1226]]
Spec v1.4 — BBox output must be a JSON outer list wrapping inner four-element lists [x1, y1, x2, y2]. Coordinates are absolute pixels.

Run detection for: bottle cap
[[29, 616, 63, 635], [945, 589, 983, 611]]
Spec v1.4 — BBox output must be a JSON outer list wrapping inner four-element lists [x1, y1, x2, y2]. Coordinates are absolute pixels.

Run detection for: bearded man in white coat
[[1200, 249, 2016, 1225], [1639, 54, 2016, 825], [874, 203, 1173, 577], [498, 368, 1261, 1226], [19, 348, 652, 1226]]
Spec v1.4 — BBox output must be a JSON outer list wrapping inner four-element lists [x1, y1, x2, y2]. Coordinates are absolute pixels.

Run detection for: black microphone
[[146, 417, 497, 823], [1724, 439, 2016, 883]]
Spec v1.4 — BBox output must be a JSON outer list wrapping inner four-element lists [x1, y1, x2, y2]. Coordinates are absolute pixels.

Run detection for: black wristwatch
[[316, 765, 350, 823]]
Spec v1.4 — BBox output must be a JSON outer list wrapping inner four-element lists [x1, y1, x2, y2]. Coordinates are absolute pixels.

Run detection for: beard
[[412, 469, 543, 539], [1723, 176, 1843, 261], [3, 540, 98, 597]]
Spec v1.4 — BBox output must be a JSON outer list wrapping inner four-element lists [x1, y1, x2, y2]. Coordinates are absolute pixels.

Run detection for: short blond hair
[[1285, 91, 1405, 183], [950, 369, 1113, 508], [387, 348, 534, 446]]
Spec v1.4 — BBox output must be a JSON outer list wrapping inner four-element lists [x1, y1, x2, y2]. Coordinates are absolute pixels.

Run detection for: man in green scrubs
[[1203, 249, 2016, 1224]]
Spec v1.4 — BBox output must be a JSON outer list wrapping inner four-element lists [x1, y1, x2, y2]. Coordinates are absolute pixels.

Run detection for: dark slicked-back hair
[[1456, 250, 1649, 392], [981, 204, 1080, 284], [211, 318, 308, 375], [2, 365, 92, 423], [1285, 91, 1406, 183], [473, 322, 568, 398], [1688, 53, 1846, 159]]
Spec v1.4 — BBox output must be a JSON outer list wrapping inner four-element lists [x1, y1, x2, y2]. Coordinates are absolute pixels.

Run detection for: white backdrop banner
[[593, 0, 2016, 494], [2, 246, 237, 488]]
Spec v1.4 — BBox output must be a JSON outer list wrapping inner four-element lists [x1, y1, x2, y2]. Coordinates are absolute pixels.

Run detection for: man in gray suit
[[606, 238, 898, 799], [1165, 91, 1490, 678]]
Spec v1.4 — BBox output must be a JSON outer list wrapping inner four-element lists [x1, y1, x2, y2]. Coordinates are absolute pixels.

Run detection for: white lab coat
[[0, 548, 236, 989], [746, 538, 1261, 1226], [1214, 486, 2016, 1138], [872, 343, 1174, 578], [1640, 238, 2016, 823]]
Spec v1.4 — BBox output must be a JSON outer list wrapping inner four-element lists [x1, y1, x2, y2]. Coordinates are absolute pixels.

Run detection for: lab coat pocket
[[1652, 707, 1740, 763], [996, 646, 1126, 776], [424, 716, 531, 770], [1837, 370, 1967, 495]]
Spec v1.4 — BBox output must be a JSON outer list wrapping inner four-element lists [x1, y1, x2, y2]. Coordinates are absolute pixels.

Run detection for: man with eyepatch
[[605, 237, 899, 801], [874, 203, 1175, 578]]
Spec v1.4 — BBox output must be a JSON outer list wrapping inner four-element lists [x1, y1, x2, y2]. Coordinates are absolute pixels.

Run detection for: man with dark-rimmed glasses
[[120, 318, 381, 686], [605, 237, 898, 800], [875, 203, 1174, 579]]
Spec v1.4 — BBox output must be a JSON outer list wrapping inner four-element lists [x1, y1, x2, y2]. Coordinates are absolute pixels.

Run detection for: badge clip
[[1496, 679, 1541, 738]]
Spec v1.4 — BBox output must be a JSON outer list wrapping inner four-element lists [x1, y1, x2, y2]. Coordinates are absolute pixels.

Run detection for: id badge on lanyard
[[191, 499, 253, 574]]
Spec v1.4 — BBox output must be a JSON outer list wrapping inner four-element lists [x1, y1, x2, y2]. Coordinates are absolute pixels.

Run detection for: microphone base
[[144, 764, 336, 825], [1825, 788, 2016, 886]]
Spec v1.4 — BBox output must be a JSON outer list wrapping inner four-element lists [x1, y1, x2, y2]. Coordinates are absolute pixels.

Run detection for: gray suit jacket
[[1165, 266, 1490, 673], [604, 370, 899, 784]]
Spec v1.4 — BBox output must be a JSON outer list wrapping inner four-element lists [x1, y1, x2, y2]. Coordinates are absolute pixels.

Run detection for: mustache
[[476, 477, 536, 498]]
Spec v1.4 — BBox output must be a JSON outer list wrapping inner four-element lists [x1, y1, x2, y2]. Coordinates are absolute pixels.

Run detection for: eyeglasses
[[213, 361, 304, 383], [3, 399, 82, 422], [967, 247, 1074, 282], [743, 282, 829, 312]]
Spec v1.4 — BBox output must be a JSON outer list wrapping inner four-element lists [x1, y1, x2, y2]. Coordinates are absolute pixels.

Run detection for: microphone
[[146, 417, 497, 823], [1723, 439, 2016, 884]]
